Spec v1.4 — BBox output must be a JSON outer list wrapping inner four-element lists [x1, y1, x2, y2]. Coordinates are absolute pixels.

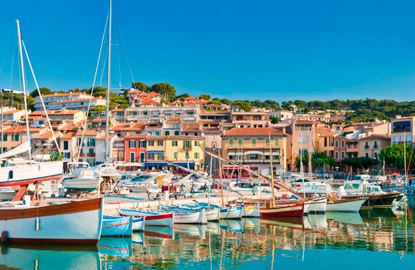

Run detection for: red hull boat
[[260, 200, 304, 217]]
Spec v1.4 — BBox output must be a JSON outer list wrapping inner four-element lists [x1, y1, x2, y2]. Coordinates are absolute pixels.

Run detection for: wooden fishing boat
[[101, 215, 133, 236], [326, 197, 366, 212], [119, 208, 174, 227], [220, 205, 243, 219], [242, 203, 261, 218], [260, 200, 304, 217], [0, 198, 103, 244], [163, 206, 208, 224], [132, 216, 144, 231], [179, 204, 220, 221], [304, 198, 327, 213]]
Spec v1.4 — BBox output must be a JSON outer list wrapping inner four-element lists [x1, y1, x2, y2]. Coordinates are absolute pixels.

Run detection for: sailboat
[[0, 20, 63, 194], [260, 132, 305, 217], [62, 0, 120, 192]]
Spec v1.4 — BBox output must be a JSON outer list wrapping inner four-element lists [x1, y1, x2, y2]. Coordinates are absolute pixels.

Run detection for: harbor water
[[1, 198, 414, 270]]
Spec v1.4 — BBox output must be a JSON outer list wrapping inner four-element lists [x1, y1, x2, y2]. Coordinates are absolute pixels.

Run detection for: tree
[[175, 93, 190, 101], [199, 94, 211, 100], [295, 152, 335, 171], [30, 87, 52, 98], [131, 82, 149, 92], [270, 115, 280, 124], [381, 143, 415, 170], [231, 101, 252, 112], [150, 82, 176, 102]]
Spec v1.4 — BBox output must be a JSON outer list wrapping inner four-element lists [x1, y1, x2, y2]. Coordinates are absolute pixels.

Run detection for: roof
[[165, 117, 181, 124], [41, 92, 85, 98], [31, 110, 82, 116], [224, 127, 285, 137], [32, 131, 61, 140], [96, 133, 117, 140], [61, 132, 75, 139], [74, 129, 99, 136], [181, 123, 200, 133], [111, 122, 146, 132]]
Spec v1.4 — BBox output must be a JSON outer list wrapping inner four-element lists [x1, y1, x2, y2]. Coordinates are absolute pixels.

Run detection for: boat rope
[[76, 12, 109, 162], [21, 40, 61, 154]]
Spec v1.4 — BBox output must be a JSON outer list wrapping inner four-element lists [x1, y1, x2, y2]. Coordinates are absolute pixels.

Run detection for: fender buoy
[[1, 231, 9, 243]]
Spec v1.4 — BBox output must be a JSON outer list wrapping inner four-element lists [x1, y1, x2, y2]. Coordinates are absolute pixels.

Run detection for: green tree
[[150, 82, 176, 102], [270, 115, 280, 124], [30, 87, 52, 98], [131, 82, 149, 92], [199, 94, 211, 100], [381, 143, 415, 169]]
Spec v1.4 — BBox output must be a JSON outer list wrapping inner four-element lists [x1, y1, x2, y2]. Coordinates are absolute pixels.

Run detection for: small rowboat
[[260, 200, 304, 217], [0, 198, 103, 245], [119, 209, 173, 227], [101, 216, 133, 236], [242, 203, 261, 218], [132, 216, 144, 231], [162, 206, 207, 224], [220, 205, 243, 219], [326, 197, 366, 212], [176, 203, 220, 221]]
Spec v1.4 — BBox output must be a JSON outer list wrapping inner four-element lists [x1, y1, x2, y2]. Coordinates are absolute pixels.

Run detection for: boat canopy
[[0, 141, 31, 160]]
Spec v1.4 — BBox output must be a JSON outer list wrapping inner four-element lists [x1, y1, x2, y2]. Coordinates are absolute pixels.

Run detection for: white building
[[35, 92, 105, 111]]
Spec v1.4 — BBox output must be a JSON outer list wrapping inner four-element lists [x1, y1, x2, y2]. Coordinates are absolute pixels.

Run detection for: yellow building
[[164, 136, 205, 170]]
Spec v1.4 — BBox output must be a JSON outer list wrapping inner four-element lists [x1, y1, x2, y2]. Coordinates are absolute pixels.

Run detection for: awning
[[147, 150, 164, 153], [173, 161, 195, 167], [145, 162, 169, 167]]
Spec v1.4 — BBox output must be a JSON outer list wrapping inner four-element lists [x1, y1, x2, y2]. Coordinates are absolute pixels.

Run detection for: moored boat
[[0, 198, 103, 244], [242, 203, 261, 218], [101, 215, 133, 236], [304, 198, 327, 213], [220, 205, 243, 219], [326, 197, 366, 212], [118, 208, 174, 227], [260, 200, 304, 218], [164, 206, 208, 224]]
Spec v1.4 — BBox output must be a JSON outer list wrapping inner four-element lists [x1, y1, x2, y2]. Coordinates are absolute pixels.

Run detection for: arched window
[[8, 170, 13, 179]]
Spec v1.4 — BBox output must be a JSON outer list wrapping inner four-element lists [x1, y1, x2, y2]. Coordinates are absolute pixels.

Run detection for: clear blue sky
[[1, 0, 415, 101]]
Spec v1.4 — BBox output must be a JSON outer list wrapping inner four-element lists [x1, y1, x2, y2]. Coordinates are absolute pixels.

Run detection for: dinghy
[[220, 205, 243, 219], [162, 206, 208, 224], [101, 215, 133, 236], [119, 208, 173, 227], [260, 200, 304, 217]]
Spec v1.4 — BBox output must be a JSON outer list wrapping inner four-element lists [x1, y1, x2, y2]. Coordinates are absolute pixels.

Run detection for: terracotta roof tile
[[224, 127, 285, 137]]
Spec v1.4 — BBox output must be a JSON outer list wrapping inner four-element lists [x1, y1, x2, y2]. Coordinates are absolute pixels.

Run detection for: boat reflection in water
[[0, 245, 100, 270], [1, 202, 414, 269]]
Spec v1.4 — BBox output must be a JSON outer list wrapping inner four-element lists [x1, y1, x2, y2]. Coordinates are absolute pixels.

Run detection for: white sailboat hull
[[173, 210, 207, 224], [62, 178, 100, 191], [0, 198, 103, 244], [305, 198, 327, 213], [205, 208, 220, 221], [326, 199, 365, 212], [220, 206, 243, 219], [0, 161, 63, 187]]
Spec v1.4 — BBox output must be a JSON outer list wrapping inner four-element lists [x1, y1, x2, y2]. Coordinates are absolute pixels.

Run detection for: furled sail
[[0, 141, 31, 159]]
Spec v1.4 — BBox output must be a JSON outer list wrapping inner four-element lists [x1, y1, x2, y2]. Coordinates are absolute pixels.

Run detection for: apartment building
[[35, 92, 105, 111], [125, 106, 199, 123], [391, 116, 415, 144], [30, 110, 86, 126], [74, 130, 100, 165], [231, 111, 269, 128], [222, 127, 287, 174], [358, 135, 390, 159], [286, 120, 316, 171]]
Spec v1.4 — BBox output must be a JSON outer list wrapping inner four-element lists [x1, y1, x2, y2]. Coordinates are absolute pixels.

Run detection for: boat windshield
[[132, 175, 151, 182]]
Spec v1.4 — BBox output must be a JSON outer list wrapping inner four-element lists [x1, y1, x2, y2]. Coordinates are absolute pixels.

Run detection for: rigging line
[[76, 12, 109, 162], [115, 19, 135, 85], [22, 40, 61, 154], [9, 50, 15, 91], [99, 47, 108, 87]]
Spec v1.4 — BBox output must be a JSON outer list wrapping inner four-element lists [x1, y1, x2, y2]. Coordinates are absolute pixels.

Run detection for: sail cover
[[0, 141, 31, 159]]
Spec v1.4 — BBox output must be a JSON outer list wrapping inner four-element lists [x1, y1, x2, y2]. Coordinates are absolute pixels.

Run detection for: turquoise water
[[1, 199, 414, 270]]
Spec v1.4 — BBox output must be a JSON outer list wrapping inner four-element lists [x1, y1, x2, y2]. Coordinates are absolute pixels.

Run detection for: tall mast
[[16, 19, 31, 160], [268, 132, 275, 207], [404, 131, 407, 185], [105, 0, 112, 162]]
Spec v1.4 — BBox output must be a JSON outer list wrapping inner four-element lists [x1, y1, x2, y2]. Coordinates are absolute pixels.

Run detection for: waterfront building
[[357, 134, 390, 159], [0, 126, 44, 152], [0, 109, 26, 123], [35, 92, 105, 111], [222, 127, 287, 174], [125, 105, 199, 123], [164, 135, 205, 169], [124, 134, 147, 166], [127, 89, 161, 106], [30, 110, 86, 126], [315, 126, 337, 158], [74, 129, 100, 165], [231, 111, 269, 128], [60, 132, 76, 167], [286, 120, 316, 171], [391, 115, 415, 144], [95, 133, 118, 164]]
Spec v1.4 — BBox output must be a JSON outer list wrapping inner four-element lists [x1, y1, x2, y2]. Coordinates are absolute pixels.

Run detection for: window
[[174, 152, 178, 159], [185, 152, 190, 159], [139, 140, 147, 148], [335, 152, 338, 159], [374, 141, 378, 149], [341, 140, 345, 148], [148, 140, 154, 146], [87, 138, 95, 147], [265, 139, 270, 146], [341, 151, 345, 158], [335, 141, 338, 148], [157, 153, 164, 160], [229, 139, 234, 145], [130, 152, 135, 162], [63, 152, 71, 159], [129, 140, 136, 148], [238, 139, 243, 146], [184, 140, 191, 148], [164, 131, 170, 136], [194, 141, 200, 146], [275, 139, 279, 145], [88, 148, 94, 155], [147, 153, 155, 160], [172, 140, 178, 147], [365, 153, 369, 158], [194, 152, 200, 159], [157, 140, 163, 146], [63, 140, 69, 150], [251, 139, 256, 146], [12, 134, 20, 141], [174, 130, 180, 136], [2, 134, 7, 141], [155, 131, 160, 136]]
